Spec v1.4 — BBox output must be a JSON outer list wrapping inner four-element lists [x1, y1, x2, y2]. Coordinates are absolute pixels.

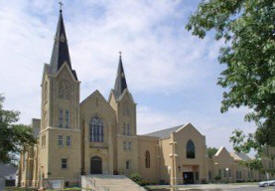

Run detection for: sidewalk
[[147, 183, 259, 191], [183, 183, 257, 189]]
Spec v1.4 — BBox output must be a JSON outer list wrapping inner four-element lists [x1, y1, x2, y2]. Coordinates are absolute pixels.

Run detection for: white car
[[271, 180, 275, 186], [259, 180, 275, 187]]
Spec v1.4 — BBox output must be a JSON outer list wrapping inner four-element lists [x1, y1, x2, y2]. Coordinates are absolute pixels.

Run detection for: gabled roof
[[145, 123, 204, 139], [215, 146, 228, 157], [230, 152, 251, 161], [80, 89, 107, 106], [113, 53, 127, 100], [49, 9, 77, 80], [145, 125, 183, 139]]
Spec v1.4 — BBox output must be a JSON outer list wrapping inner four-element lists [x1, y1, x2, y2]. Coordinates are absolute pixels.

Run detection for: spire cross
[[58, 1, 63, 12]]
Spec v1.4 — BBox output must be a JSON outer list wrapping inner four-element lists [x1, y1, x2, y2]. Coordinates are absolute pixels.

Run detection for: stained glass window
[[89, 117, 104, 142], [186, 140, 195, 159]]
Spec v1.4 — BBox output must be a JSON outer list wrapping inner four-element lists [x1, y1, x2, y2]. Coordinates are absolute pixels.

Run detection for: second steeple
[[114, 52, 128, 99]]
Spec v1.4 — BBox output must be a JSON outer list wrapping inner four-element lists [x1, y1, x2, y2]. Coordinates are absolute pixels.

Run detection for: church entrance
[[90, 156, 102, 174], [183, 172, 194, 184]]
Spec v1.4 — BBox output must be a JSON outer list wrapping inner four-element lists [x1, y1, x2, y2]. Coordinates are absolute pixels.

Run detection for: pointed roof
[[49, 8, 77, 79], [144, 123, 203, 139], [145, 125, 184, 139], [215, 147, 228, 157], [113, 52, 127, 99], [230, 152, 251, 161]]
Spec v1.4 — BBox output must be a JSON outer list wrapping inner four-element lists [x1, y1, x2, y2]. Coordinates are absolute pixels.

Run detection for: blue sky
[[0, 0, 256, 151]]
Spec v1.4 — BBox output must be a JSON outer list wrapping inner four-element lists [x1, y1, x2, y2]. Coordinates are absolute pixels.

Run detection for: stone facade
[[18, 10, 272, 188], [208, 147, 267, 183]]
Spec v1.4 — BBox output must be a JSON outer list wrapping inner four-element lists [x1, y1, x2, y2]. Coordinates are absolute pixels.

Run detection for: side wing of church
[[18, 9, 269, 188]]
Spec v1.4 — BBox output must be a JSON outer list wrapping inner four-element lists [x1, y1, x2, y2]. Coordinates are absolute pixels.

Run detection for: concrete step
[[81, 175, 146, 191]]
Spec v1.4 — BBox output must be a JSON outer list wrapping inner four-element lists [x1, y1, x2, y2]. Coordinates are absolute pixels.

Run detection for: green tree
[[230, 129, 275, 175], [207, 147, 218, 159], [0, 94, 36, 164], [186, 0, 275, 146]]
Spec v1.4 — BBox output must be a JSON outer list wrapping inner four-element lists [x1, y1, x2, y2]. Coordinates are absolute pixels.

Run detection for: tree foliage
[[230, 129, 275, 174], [0, 94, 36, 164], [230, 129, 261, 154], [186, 0, 275, 146], [207, 147, 218, 159]]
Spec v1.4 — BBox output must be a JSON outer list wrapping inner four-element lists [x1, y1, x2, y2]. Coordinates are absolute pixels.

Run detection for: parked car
[[259, 180, 275, 187], [270, 180, 275, 186]]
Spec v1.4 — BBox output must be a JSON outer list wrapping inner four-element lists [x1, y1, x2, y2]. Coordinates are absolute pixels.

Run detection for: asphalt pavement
[[149, 185, 275, 191], [224, 186, 275, 191], [187, 185, 275, 191]]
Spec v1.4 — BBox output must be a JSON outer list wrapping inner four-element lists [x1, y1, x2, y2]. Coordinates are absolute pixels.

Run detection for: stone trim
[[39, 127, 81, 134]]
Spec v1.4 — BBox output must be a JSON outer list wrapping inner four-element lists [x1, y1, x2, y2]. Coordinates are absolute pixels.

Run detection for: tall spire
[[114, 52, 128, 99], [49, 2, 77, 79]]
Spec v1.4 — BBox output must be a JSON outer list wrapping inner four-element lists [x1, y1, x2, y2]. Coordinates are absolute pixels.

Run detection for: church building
[[18, 8, 267, 188]]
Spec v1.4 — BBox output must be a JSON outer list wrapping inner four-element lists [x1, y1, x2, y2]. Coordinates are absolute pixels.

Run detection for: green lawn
[[4, 187, 82, 191], [4, 187, 37, 191]]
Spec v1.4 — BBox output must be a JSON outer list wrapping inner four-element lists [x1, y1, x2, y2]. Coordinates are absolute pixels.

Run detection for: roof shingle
[[145, 125, 183, 139]]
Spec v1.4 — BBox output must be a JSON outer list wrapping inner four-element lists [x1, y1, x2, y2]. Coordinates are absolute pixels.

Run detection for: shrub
[[129, 173, 148, 186], [4, 187, 37, 191], [201, 179, 208, 184], [214, 175, 221, 181], [159, 179, 168, 185]]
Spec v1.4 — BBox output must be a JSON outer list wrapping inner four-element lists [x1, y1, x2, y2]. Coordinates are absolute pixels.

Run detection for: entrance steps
[[81, 175, 147, 191]]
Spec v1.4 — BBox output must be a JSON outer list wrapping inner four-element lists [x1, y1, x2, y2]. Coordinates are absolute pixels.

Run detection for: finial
[[58, 1, 63, 13], [119, 51, 122, 57]]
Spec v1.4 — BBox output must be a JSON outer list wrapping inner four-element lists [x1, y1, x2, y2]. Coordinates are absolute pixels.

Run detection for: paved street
[[224, 186, 275, 191], [186, 187, 275, 191], [148, 184, 275, 191], [186, 185, 275, 191]]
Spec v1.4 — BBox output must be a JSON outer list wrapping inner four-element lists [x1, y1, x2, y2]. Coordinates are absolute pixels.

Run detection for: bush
[[63, 187, 81, 191], [129, 173, 148, 186], [4, 187, 37, 191], [201, 179, 208, 184], [214, 175, 221, 182], [236, 180, 244, 183], [159, 179, 168, 185]]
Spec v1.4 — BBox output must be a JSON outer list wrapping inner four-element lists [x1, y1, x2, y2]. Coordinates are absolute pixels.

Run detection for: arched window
[[145, 150, 150, 168], [186, 140, 195, 159], [89, 117, 104, 142]]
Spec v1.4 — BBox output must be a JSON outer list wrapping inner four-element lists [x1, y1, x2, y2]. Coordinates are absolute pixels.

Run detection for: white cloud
[[0, 0, 217, 119], [64, 0, 221, 96], [0, 1, 53, 122], [0, 0, 255, 152], [137, 104, 256, 152]]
